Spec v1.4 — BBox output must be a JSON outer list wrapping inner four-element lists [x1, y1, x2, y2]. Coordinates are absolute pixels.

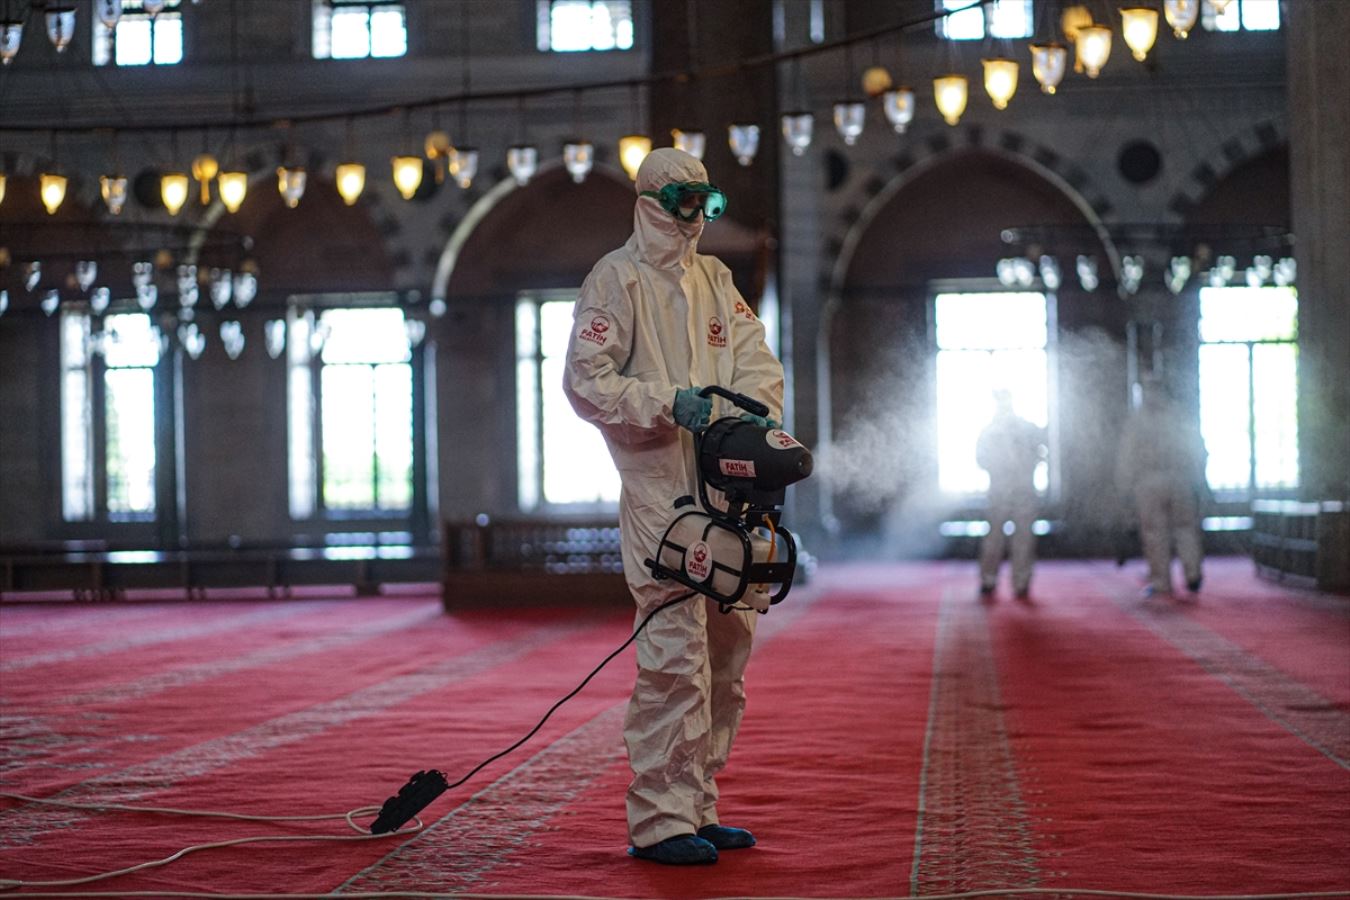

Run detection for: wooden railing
[[441, 518, 630, 610], [1251, 500, 1350, 591]]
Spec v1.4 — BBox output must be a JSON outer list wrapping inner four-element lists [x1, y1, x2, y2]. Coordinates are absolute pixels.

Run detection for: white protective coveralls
[[976, 398, 1045, 595], [1115, 383, 1207, 594], [561, 148, 784, 848]]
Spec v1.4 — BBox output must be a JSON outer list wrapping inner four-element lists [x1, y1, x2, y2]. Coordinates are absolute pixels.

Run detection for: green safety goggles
[[640, 181, 727, 222]]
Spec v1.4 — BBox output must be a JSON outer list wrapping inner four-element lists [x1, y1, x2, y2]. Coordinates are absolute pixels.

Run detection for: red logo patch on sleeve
[[579, 314, 611, 346]]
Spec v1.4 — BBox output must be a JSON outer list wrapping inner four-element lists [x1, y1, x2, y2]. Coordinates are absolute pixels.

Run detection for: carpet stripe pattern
[[0, 558, 1346, 897]]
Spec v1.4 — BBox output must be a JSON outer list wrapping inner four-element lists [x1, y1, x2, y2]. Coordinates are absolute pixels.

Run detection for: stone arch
[[430, 160, 634, 304], [816, 141, 1119, 537], [826, 127, 1120, 300], [1165, 119, 1288, 223]]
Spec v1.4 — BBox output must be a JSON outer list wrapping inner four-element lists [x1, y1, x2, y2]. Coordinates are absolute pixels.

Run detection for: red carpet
[[1, 559, 1347, 897]]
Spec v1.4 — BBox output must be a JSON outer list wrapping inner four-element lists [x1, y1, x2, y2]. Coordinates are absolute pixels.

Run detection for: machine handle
[[698, 385, 769, 418]]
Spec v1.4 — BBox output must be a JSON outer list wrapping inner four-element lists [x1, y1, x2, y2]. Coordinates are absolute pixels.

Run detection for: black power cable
[[368, 589, 698, 834]]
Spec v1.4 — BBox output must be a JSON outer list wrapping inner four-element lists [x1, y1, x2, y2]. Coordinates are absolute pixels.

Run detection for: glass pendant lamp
[[1076, 24, 1112, 78], [277, 166, 306, 208], [1164, 0, 1200, 37], [96, 0, 123, 29], [507, 145, 538, 185], [882, 87, 915, 134], [727, 123, 760, 166], [619, 134, 652, 180], [160, 172, 189, 215], [335, 163, 365, 205], [45, 6, 76, 52], [1030, 44, 1068, 94], [218, 171, 248, 213], [0, 173, 6, 207], [832, 101, 866, 145], [563, 141, 593, 183], [391, 156, 422, 199], [1120, 8, 1159, 61], [448, 146, 479, 189], [672, 129, 706, 160], [40, 173, 68, 214], [100, 174, 128, 214], [1, 18, 23, 64], [780, 112, 814, 157], [982, 58, 1019, 110], [933, 75, 969, 126]]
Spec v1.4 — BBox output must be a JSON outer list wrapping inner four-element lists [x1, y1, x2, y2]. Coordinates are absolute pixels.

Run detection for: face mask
[[639, 181, 727, 222]]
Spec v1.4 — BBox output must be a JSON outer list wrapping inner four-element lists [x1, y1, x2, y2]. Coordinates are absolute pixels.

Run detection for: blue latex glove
[[673, 387, 713, 433], [739, 413, 781, 430]]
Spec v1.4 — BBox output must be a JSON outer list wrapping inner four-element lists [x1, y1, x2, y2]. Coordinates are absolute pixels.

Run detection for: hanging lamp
[[1207, 0, 1233, 11], [391, 156, 423, 199], [277, 166, 306, 208], [619, 134, 652, 180], [507, 145, 539, 185], [563, 141, 594, 183], [862, 65, 893, 98], [882, 87, 915, 134], [1164, 0, 1200, 38], [100, 174, 128, 214], [1076, 24, 1112, 77], [1, 18, 23, 64], [191, 153, 218, 205], [218, 171, 247, 212], [780, 112, 814, 157], [448, 146, 479, 189], [982, 58, 1019, 110], [933, 75, 969, 126], [832, 101, 866, 146], [45, 5, 76, 52], [727, 123, 760, 167], [142, 0, 166, 16], [672, 129, 706, 160], [40, 173, 68, 215], [1120, 8, 1159, 61], [1061, 5, 1094, 71], [161, 172, 189, 215], [0, 173, 6, 207], [96, 0, 122, 29], [335, 163, 366, 205], [1029, 43, 1068, 94]]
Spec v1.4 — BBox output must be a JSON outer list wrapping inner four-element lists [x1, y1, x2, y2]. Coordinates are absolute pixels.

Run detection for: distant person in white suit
[[976, 390, 1046, 600], [1115, 374, 1208, 598]]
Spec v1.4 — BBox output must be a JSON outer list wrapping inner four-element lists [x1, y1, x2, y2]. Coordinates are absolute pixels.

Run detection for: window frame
[[535, 0, 635, 53], [1197, 285, 1299, 501], [92, 0, 185, 68], [58, 305, 166, 541], [928, 282, 1059, 503], [312, 0, 409, 60], [285, 299, 426, 533], [935, 0, 1034, 41], [1201, 0, 1281, 33], [514, 291, 620, 515]]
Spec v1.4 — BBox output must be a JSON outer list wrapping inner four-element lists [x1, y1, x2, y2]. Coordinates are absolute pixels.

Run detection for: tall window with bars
[[936, 0, 1033, 41], [287, 306, 415, 519], [933, 291, 1051, 496], [515, 294, 620, 511], [60, 310, 160, 522], [312, 0, 408, 59], [92, 0, 184, 66], [536, 0, 633, 52], [1197, 286, 1298, 497], [1202, 0, 1280, 32]]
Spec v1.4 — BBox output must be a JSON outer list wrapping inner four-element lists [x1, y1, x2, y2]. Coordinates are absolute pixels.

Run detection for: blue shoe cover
[[697, 824, 756, 850], [627, 834, 718, 865]]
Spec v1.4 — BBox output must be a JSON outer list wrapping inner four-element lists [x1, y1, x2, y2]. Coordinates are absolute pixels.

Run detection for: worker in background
[[976, 389, 1047, 600], [1115, 373, 1208, 598], [563, 148, 784, 866]]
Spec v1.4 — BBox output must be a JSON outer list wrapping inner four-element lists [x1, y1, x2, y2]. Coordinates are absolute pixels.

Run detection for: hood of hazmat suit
[[561, 147, 785, 848]]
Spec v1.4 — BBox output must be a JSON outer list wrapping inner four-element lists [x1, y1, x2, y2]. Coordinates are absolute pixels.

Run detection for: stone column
[[1287, 0, 1350, 499]]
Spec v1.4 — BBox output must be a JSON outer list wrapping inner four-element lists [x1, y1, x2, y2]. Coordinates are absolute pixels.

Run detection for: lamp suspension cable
[[0, 0, 989, 135]]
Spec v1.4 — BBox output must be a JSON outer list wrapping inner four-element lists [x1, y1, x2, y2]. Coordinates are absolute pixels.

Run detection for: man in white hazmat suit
[[562, 148, 784, 866], [1115, 374, 1208, 597], [976, 390, 1046, 600]]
